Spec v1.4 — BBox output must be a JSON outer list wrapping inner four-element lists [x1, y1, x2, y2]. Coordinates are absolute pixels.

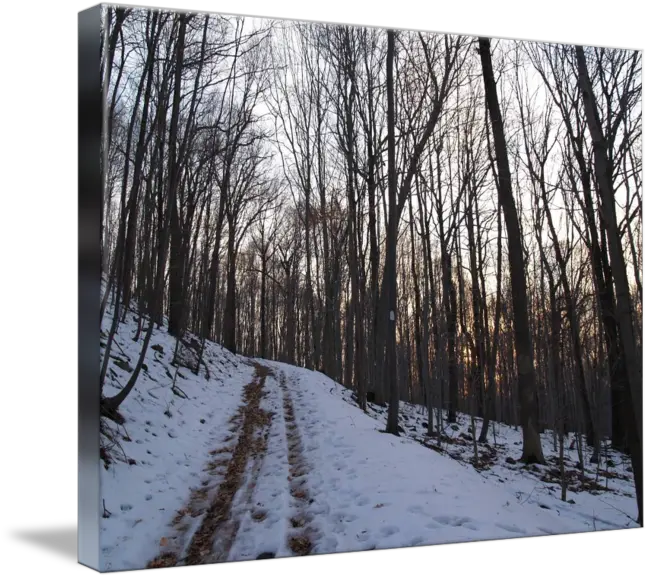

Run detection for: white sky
[[106, 14, 641, 296]]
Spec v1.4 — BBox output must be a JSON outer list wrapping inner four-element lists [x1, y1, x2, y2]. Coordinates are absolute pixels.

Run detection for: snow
[[99, 304, 253, 571], [99, 298, 638, 572], [254, 362, 638, 555], [226, 373, 293, 561]]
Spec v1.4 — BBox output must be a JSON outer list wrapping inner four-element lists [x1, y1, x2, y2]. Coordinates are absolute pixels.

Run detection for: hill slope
[[99, 304, 638, 571]]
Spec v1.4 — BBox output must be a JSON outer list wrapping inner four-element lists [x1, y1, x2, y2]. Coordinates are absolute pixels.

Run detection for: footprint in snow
[[407, 504, 430, 516], [379, 525, 400, 537], [433, 515, 475, 528], [495, 522, 526, 535], [331, 511, 358, 524], [356, 496, 370, 507], [320, 536, 338, 552], [356, 530, 371, 542]]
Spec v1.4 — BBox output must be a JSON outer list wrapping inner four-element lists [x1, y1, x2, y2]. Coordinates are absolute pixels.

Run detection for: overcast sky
[[103, 7, 641, 288]]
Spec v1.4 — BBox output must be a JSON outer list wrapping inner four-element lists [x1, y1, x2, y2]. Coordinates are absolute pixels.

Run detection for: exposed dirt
[[279, 371, 318, 556], [147, 364, 273, 568], [146, 364, 322, 568]]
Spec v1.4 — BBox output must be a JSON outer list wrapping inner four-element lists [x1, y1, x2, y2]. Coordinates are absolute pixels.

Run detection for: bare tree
[[479, 37, 545, 464], [575, 44, 642, 524], [103, 12, 190, 414]]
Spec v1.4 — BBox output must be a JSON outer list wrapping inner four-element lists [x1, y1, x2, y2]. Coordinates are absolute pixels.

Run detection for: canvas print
[[83, 2, 642, 571]]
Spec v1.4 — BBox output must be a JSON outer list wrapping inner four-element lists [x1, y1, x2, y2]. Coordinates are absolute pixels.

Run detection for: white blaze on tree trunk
[[390, 310, 395, 321]]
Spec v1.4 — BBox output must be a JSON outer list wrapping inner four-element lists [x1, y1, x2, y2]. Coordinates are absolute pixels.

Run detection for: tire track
[[278, 369, 319, 556], [206, 387, 273, 564], [147, 364, 273, 568]]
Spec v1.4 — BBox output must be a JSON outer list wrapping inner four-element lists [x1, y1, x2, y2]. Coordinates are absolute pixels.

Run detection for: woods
[[99, 8, 643, 523]]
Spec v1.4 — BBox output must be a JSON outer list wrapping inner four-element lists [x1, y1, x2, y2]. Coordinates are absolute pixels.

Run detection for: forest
[[98, 7, 643, 525]]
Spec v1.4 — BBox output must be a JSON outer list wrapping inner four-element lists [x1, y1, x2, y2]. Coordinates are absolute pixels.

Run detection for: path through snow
[[147, 362, 326, 566], [100, 305, 638, 571], [256, 362, 588, 554]]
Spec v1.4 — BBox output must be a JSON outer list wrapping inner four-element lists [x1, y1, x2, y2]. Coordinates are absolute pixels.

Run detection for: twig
[[114, 435, 129, 462], [604, 440, 610, 491], [101, 418, 128, 462], [102, 499, 112, 519], [119, 421, 132, 442], [172, 384, 189, 399], [599, 497, 638, 525], [132, 395, 147, 411], [199, 354, 211, 380], [112, 337, 131, 361]]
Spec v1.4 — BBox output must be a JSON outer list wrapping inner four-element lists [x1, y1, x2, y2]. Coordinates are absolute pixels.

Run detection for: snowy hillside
[[99, 304, 639, 572]]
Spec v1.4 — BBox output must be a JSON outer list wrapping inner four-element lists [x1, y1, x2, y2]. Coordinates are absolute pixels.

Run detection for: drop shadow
[[13, 526, 77, 561]]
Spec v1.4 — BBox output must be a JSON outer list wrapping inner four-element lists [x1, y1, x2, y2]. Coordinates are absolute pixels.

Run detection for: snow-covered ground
[[99, 305, 253, 571], [99, 301, 639, 572], [294, 367, 638, 543]]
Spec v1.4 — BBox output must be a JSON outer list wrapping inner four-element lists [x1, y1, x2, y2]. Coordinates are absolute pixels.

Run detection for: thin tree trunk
[[479, 37, 545, 463], [103, 13, 188, 413], [575, 45, 642, 524], [384, 29, 400, 435]]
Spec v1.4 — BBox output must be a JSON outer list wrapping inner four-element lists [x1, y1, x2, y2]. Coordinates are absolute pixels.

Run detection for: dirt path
[[147, 364, 273, 568], [278, 369, 319, 556], [146, 363, 321, 568]]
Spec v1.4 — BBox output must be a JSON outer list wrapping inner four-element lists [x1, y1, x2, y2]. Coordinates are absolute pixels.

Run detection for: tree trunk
[[103, 13, 188, 413], [409, 190, 429, 423], [384, 29, 400, 436], [479, 205, 503, 442], [204, 191, 226, 339], [575, 45, 642, 524], [479, 37, 545, 464], [223, 214, 237, 353], [466, 184, 486, 421]]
